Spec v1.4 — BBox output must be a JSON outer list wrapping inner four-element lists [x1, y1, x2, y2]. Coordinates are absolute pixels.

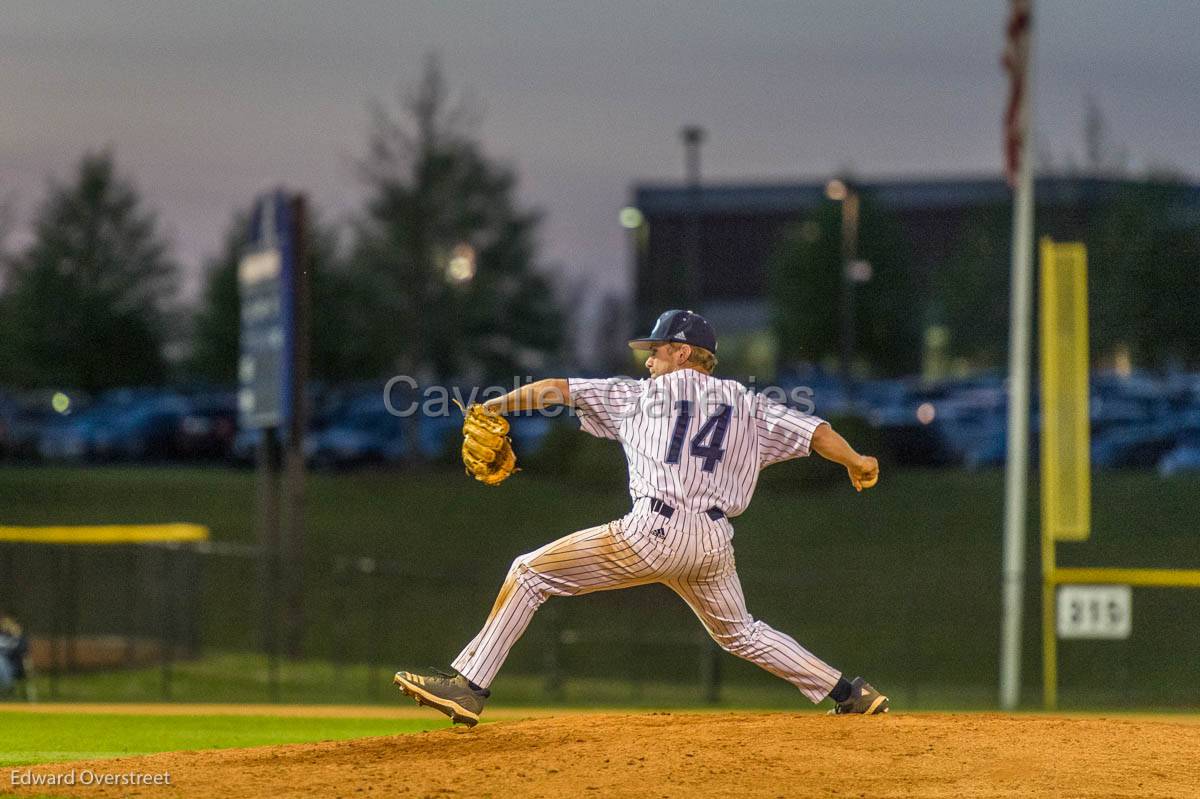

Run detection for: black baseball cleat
[[393, 667, 490, 727], [828, 676, 890, 715]]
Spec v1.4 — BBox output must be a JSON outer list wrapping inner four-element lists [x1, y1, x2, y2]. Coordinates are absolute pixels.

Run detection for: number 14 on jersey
[[665, 401, 732, 472]]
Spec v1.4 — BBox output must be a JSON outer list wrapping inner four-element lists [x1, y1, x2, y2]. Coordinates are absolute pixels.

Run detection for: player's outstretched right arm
[[810, 422, 880, 492], [482, 379, 570, 415]]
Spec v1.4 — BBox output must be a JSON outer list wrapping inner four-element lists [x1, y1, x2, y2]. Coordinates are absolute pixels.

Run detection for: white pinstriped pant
[[451, 501, 842, 703]]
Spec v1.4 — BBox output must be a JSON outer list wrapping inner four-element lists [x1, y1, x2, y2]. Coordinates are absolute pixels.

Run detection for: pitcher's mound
[[11, 711, 1200, 798]]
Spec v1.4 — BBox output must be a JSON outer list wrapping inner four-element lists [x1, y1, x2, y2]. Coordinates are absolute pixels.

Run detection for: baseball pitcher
[[395, 309, 889, 725]]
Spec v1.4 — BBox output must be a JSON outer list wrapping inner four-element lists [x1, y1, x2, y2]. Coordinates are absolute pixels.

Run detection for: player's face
[[644, 343, 687, 378]]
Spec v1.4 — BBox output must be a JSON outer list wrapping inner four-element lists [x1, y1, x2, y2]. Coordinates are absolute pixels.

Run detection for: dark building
[[628, 175, 1200, 372]]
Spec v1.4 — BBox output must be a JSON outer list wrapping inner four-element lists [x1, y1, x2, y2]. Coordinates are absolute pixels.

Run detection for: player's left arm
[[482, 379, 570, 414], [810, 422, 879, 492]]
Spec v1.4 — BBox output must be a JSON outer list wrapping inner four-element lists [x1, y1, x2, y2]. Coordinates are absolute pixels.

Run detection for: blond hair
[[670, 343, 718, 373]]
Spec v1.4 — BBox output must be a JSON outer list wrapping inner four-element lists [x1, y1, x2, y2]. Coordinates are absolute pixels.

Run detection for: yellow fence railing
[[0, 524, 209, 545]]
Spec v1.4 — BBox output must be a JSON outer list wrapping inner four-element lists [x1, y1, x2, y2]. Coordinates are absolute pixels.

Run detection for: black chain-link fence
[[2, 539, 1197, 708]]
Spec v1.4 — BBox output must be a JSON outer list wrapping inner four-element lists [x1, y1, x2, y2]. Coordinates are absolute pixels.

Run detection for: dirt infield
[[8, 712, 1200, 798]]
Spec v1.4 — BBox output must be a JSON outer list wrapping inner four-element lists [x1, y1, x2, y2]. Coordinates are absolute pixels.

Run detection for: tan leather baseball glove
[[458, 402, 517, 486]]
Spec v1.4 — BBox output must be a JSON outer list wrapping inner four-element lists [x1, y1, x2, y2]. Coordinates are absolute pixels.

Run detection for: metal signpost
[[238, 190, 309, 696]]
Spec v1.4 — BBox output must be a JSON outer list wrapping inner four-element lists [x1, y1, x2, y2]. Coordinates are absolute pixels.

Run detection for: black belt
[[647, 498, 725, 521]]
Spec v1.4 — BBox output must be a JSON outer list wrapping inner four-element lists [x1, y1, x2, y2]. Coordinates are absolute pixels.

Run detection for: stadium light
[[825, 179, 848, 202], [619, 207, 644, 229], [446, 243, 477, 284]]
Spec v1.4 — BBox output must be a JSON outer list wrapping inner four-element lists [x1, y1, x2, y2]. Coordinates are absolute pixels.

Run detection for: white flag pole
[[999, 1, 1036, 711]]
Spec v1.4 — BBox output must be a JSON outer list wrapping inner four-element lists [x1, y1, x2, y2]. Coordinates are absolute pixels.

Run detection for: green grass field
[[2, 464, 1199, 709], [13, 651, 999, 711], [0, 711, 438, 767]]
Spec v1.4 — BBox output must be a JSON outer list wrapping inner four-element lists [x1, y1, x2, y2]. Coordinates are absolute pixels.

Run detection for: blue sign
[[238, 191, 298, 429]]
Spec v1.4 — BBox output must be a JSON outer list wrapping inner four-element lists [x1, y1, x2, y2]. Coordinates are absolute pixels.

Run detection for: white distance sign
[[1056, 585, 1132, 640]]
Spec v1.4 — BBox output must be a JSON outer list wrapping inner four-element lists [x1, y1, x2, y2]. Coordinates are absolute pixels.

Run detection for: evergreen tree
[[0, 151, 177, 390], [349, 56, 562, 382], [188, 213, 245, 384], [1086, 180, 1200, 368], [190, 207, 382, 384], [932, 203, 1012, 369]]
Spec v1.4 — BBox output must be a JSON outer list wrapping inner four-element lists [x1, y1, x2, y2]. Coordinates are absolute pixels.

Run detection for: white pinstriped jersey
[[568, 369, 825, 518], [449, 368, 843, 700]]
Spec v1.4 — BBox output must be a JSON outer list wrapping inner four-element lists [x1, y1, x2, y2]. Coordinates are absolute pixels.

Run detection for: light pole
[[827, 178, 861, 386], [682, 129, 720, 704], [681, 125, 705, 310]]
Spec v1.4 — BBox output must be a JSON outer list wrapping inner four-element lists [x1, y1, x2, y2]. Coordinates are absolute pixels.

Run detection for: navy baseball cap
[[627, 309, 718, 353]]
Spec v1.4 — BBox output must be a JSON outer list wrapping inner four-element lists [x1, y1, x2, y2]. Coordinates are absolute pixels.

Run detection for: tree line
[[0, 59, 563, 393], [3, 81, 1196, 390]]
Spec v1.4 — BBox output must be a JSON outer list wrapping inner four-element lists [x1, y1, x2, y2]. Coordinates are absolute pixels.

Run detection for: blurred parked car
[[175, 393, 238, 460], [1089, 396, 1154, 437], [38, 402, 118, 461], [305, 407, 407, 468], [10, 389, 89, 460], [12, 369, 1200, 474], [0, 392, 13, 457], [507, 413, 554, 455], [931, 387, 1007, 464], [1158, 434, 1200, 477], [36, 388, 169, 462], [417, 411, 462, 460], [1092, 420, 1184, 470], [90, 395, 191, 461], [874, 420, 958, 467], [230, 427, 261, 465], [867, 381, 960, 466], [0, 413, 39, 460]]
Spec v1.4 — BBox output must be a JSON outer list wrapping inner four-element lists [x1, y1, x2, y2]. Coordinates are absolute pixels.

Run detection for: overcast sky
[[2, 1, 1197, 309]]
